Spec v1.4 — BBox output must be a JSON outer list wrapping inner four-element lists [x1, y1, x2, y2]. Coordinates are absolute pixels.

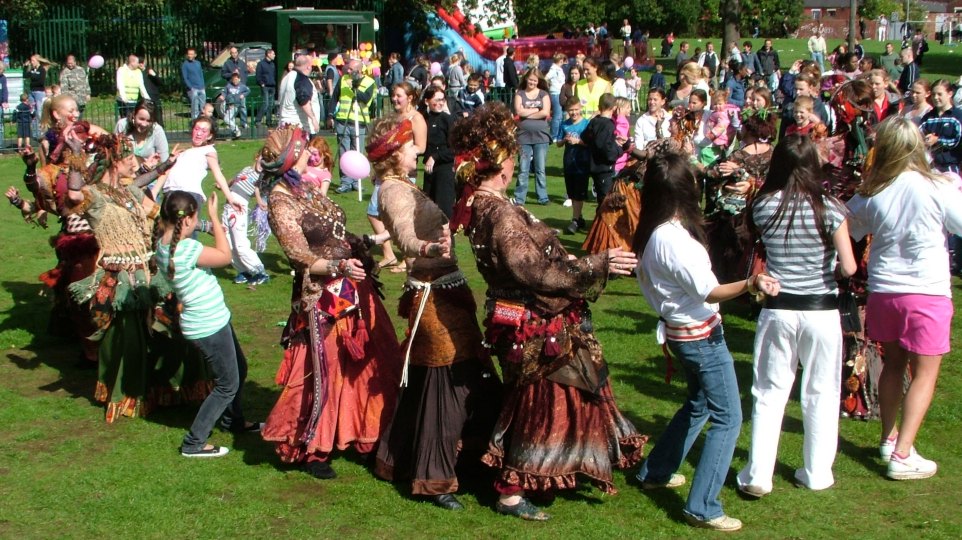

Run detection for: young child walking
[[15, 94, 32, 150], [153, 190, 260, 458]]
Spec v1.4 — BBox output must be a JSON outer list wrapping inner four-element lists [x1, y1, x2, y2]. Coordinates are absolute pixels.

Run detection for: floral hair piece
[[740, 106, 775, 123], [365, 119, 414, 162]]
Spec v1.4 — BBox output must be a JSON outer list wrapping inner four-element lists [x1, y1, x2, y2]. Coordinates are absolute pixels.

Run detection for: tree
[[740, 0, 803, 37], [722, 0, 739, 67], [514, 0, 605, 35]]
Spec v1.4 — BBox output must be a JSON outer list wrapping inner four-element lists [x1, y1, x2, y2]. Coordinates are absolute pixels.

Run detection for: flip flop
[[377, 257, 398, 269]]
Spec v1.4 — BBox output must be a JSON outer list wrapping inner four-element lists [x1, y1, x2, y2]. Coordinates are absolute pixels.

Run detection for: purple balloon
[[624, 56, 634, 69], [339, 150, 371, 179], [430, 62, 442, 76], [88, 55, 105, 69]]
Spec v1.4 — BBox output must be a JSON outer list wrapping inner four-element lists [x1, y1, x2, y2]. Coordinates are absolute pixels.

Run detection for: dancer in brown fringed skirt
[[449, 103, 646, 521], [366, 116, 502, 510]]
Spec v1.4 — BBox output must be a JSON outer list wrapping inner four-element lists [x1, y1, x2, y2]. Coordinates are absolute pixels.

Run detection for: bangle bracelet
[[746, 275, 760, 295], [329, 258, 341, 277], [9, 196, 23, 207]]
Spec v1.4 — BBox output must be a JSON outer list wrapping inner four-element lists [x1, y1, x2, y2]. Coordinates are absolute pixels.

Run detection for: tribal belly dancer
[[450, 103, 647, 521], [368, 116, 502, 510], [259, 126, 403, 479], [66, 134, 202, 422]]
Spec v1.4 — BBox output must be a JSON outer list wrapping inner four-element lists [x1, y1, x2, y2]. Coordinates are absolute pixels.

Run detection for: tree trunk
[[722, 0, 740, 69]]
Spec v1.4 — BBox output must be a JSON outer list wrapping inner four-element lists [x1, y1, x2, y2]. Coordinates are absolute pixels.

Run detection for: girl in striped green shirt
[[154, 190, 260, 458]]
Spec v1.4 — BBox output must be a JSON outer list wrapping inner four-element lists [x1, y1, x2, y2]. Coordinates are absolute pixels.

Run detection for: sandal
[[390, 262, 408, 274], [377, 257, 398, 269], [495, 498, 550, 521]]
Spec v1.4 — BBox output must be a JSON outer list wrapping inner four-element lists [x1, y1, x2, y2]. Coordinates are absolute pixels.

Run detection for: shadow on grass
[[2, 280, 104, 406]]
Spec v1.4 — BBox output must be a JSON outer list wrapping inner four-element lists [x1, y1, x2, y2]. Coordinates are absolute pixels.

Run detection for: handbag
[[491, 299, 526, 327]]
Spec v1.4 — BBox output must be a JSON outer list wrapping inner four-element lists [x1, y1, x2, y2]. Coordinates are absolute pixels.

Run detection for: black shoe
[[576, 216, 587, 230], [181, 445, 229, 458], [304, 460, 337, 480], [432, 493, 464, 510], [230, 421, 263, 433], [565, 219, 579, 235]]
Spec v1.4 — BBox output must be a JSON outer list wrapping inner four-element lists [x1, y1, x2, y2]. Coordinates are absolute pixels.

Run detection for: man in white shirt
[[808, 31, 827, 72], [277, 55, 319, 134], [877, 15, 888, 41]]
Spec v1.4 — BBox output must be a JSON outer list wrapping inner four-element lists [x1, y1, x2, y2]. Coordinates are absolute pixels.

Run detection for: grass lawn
[[1, 129, 962, 536]]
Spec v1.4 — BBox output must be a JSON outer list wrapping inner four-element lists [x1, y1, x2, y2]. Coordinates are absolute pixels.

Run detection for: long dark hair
[[749, 135, 834, 247], [633, 152, 705, 255], [152, 191, 199, 279]]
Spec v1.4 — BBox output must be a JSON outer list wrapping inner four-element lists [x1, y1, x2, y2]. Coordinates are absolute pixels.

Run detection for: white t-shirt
[[612, 78, 628, 98], [164, 144, 215, 199], [277, 70, 308, 128], [546, 64, 566, 95], [633, 112, 666, 148], [638, 220, 720, 332], [847, 170, 962, 296]]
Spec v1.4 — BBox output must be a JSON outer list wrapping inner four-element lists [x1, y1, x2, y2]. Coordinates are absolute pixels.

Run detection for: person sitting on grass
[[153, 191, 261, 458]]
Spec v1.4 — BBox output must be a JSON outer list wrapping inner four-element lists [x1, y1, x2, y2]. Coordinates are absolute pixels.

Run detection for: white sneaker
[[887, 449, 937, 480], [879, 438, 915, 460], [641, 473, 686, 490], [563, 198, 573, 207], [684, 513, 743, 532], [737, 483, 770, 498]]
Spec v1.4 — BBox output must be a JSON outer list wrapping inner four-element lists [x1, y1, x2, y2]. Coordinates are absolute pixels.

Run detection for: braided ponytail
[[168, 219, 183, 279], [156, 191, 199, 280]]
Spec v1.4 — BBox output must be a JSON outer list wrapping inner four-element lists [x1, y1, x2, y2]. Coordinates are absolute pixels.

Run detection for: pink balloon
[[623, 56, 634, 69], [88, 55, 105, 69], [430, 62, 442, 76], [339, 150, 371, 180]]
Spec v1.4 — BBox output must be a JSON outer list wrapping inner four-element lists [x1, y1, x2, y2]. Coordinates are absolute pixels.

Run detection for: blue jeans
[[335, 120, 367, 190], [811, 52, 825, 72], [181, 322, 248, 451], [256, 86, 276, 125], [636, 324, 742, 521], [188, 88, 207, 120], [549, 93, 563, 141], [29, 90, 45, 138], [514, 142, 548, 204]]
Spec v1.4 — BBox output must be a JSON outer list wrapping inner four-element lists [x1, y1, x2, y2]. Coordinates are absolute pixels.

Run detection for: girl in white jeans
[[737, 136, 856, 496]]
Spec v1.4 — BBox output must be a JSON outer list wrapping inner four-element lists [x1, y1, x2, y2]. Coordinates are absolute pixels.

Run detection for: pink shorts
[[866, 292, 954, 356]]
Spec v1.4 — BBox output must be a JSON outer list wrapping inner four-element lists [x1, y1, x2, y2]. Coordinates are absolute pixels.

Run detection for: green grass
[[1, 134, 962, 536]]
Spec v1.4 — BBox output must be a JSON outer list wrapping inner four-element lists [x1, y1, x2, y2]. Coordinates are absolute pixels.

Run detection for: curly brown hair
[[367, 114, 407, 178], [449, 102, 519, 187], [742, 112, 777, 142]]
